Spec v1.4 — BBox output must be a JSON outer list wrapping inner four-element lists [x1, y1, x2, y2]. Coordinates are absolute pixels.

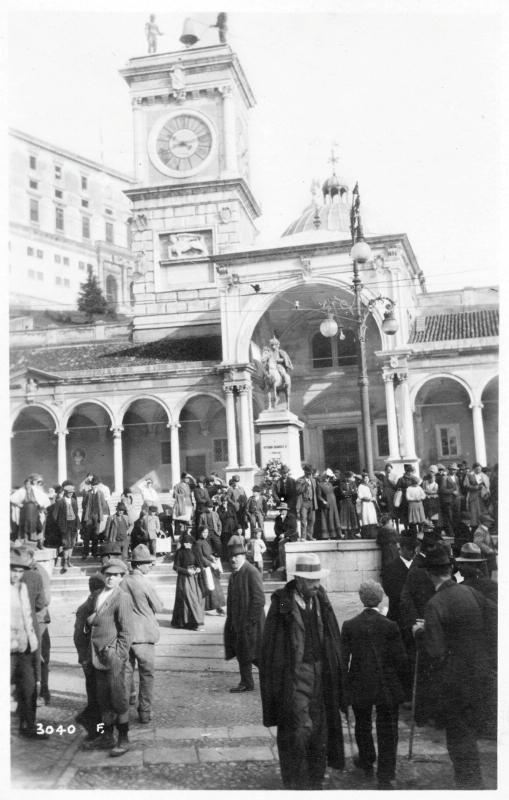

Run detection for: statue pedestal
[[255, 409, 304, 475]]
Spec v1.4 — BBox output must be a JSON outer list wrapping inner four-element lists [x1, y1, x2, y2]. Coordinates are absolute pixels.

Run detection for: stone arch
[[65, 401, 115, 489], [173, 391, 226, 420], [11, 401, 59, 431], [118, 394, 173, 425], [11, 404, 59, 487], [410, 372, 474, 412], [121, 397, 172, 491], [62, 398, 116, 429], [413, 376, 475, 466], [177, 393, 228, 479]]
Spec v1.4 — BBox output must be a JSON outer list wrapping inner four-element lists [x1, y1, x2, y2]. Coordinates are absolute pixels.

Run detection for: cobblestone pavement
[[11, 590, 498, 791]]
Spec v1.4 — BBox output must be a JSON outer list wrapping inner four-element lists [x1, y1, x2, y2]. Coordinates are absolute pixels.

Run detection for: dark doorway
[[323, 428, 360, 473]]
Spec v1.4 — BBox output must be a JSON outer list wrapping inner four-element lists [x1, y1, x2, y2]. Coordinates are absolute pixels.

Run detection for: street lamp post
[[320, 183, 398, 474]]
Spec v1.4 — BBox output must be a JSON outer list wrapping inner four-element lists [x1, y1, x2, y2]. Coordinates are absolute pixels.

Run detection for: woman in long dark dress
[[193, 527, 225, 615], [315, 472, 342, 539], [171, 534, 205, 630], [338, 472, 360, 538]]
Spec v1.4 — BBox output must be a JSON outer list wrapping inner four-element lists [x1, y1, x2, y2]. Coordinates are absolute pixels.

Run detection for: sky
[[5, 0, 505, 292]]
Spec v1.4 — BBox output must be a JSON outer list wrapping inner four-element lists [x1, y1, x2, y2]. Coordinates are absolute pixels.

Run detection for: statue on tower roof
[[145, 14, 164, 54], [211, 12, 228, 44]]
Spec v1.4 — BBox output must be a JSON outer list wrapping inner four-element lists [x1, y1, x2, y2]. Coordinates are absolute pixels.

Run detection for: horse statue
[[261, 337, 293, 410]]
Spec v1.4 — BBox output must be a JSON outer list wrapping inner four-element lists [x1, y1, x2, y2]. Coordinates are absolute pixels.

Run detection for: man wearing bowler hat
[[224, 542, 265, 693], [455, 542, 497, 603], [414, 542, 496, 788], [121, 545, 163, 723], [82, 558, 133, 757], [260, 552, 345, 790]]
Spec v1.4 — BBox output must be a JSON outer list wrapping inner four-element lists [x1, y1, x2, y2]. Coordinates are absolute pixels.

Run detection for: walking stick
[[408, 648, 420, 760], [345, 708, 354, 754]]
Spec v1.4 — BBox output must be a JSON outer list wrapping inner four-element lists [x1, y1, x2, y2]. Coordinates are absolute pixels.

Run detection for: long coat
[[224, 560, 265, 665], [260, 581, 345, 771], [421, 580, 496, 731], [272, 476, 298, 511], [121, 571, 163, 644], [381, 556, 412, 625], [88, 586, 132, 670], [340, 608, 407, 708]]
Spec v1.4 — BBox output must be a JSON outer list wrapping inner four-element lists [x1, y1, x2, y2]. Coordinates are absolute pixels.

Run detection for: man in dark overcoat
[[260, 552, 345, 790], [272, 465, 298, 513], [341, 580, 407, 789], [414, 544, 496, 789], [224, 542, 265, 692]]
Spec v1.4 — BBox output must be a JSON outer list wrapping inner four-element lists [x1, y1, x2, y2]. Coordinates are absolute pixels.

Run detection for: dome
[[282, 195, 351, 237]]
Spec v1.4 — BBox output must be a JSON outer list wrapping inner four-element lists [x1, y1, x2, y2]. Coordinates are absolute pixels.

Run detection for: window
[[376, 424, 389, 458], [436, 425, 460, 458], [312, 328, 357, 369], [213, 439, 228, 462], [63, 278, 70, 287], [82, 216, 90, 239], [28, 269, 35, 279], [29, 198, 39, 223], [54, 165, 62, 180], [27, 247, 34, 256], [105, 221, 114, 244], [63, 256, 70, 266], [36, 249, 43, 258], [81, 176, 88, 191], [78, 261, 85, 270], [37, 272, 43, 281], [55, 206, 64, 231], [161, 441, 171, 464], [29, 155, 37, 170], [55, 188, 63, 199], [81, 199, 89, 208], [55, 277, 62, 285], [54, 254, 61, 263], [312, 333, 333, 369], [29, 179, 38, 190]]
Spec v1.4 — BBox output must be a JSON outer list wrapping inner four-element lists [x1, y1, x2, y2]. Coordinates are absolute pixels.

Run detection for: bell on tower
[[180, 18, 200, 47]]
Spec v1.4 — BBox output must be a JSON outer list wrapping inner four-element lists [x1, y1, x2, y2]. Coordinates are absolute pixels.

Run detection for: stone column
[[470, 402, 487, 466], [224, 385, 239, 468], [169, 423, 181, 487], [248, 386, 257, 466], [220, 85, 236, 175], [111, 426, 124, 495], [383, 373, 400, 459], [56, 427, 68, 484], [238, 384, 252, 467], [397, 372, 417, 459]]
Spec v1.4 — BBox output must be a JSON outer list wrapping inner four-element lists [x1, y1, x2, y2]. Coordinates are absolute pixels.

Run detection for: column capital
[[395, 371, 408, 383], [167, 422, 181, 430], [382, 371, 395, 384], [110, 425, 124, 437], [237, 383, 250, 394], [469, 402, 484, 410], [218, 83, 233, 98], [55, 427, 69, 437], [223, 383, 237, 394]]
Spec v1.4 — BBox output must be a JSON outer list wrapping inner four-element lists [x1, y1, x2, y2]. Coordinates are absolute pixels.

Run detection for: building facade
[[9, 129, 135, 312], [9, 41, 498, 494]]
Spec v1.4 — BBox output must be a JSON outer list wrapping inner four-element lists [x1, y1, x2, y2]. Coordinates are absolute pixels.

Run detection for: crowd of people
[[10, 457, 497, 789]]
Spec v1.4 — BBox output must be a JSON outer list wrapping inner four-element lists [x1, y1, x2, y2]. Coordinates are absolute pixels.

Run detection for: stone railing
[[285, 539, 382, 593], [10, 322, 131, 348]]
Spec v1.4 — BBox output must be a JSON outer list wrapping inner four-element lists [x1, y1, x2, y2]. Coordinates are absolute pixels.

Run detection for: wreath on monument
[[261, 457, 283, 514]]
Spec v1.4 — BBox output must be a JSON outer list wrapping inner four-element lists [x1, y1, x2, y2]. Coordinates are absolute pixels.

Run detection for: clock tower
[[120, 42, 261, 339]]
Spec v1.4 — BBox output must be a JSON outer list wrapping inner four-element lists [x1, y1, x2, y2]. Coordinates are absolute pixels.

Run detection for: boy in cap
[[82, 559, 133, 756], [142, 505, 161, 556], [260, 552, 345, 790], [104, 503, 130, 562], [53, 480, 79, 572], [121, 545, 164, 723]]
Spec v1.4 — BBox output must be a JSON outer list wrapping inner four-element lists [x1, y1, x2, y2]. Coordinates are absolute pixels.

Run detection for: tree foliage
[[77, 268, 109, 320]]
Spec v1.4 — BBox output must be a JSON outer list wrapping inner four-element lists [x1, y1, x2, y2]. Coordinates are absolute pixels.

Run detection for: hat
[[148, 505, 158, 512], [62, 480, 75, 491], [130, 544, 153, 563], [91, 476, 100, 486], [232, 474, 240, 482], [302, 463, 313, 473], [101, 558, 127, 575], [28, 473, 43, 482], [437, 463, 446, 471], [404, 464, 414, 473], [230, 543, 246, 556], [116, 503, 127, 512], [448, 463, 459, 471], [292, 552, 329, 579], [277, 502, 289, 511], [89, 574, 106, 592], [456, 542, 486, 562], [423, 542, 451, 567], [428, 465, 438, 474], [10, 547, 32, 569], [252, 485, 261, 492], [101, 541, 123, 556], [180, 533, 194, 545]]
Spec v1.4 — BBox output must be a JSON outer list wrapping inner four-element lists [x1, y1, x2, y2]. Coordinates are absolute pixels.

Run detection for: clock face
[[148, 111, 215, 178]]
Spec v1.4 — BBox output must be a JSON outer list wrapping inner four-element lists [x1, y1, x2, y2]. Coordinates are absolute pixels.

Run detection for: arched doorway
[[179, 395, 227, 479], [11, 406, 57, 487], [122, 399, 170, 490], [250, 283, 383, 471], [66, 402, 114, 489], [481, 376, 498, 465], [413, 377, 473, 466]]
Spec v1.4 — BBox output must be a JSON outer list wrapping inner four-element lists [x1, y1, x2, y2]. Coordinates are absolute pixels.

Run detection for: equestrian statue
[[261, 336, 293, 410]]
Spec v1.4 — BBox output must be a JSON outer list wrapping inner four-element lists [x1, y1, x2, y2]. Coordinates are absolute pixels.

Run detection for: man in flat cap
[[81, 559, 133, 756], [81, 476, 110, 559], [224, 543, 265, 693], [53, 480, 79, 572]]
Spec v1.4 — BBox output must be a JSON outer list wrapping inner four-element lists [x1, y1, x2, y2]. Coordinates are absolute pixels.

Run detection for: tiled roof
[[410, 309, 499, 344], [10, 335, 222, 374]]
